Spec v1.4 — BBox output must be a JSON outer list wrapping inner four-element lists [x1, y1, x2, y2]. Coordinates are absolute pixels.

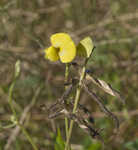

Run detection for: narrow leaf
[[54, 128, 65, 150]]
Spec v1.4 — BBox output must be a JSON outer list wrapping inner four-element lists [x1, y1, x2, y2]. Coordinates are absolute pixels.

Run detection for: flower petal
[[59, 41, 76, 63], [51, 33, 72, 48], [44, 46, 59, 61]]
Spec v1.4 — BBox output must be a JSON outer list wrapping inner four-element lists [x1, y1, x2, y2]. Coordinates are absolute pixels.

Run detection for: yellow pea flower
[[44, 33, 76, 63]]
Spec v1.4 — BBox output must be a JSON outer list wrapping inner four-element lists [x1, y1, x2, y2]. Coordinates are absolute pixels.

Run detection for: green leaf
[[86, 143, 101, 150], [124, 139, 138, 150], [83, 137, 102, 150], [77, 37, 94, 58], [54, 128, 65, 150]]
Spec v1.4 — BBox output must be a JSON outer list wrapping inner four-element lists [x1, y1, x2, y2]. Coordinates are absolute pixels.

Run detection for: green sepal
[[77, 37, 94, 58]]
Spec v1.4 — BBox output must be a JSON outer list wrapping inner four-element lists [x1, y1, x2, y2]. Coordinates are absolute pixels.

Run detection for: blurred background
[[0, 0, 138, 150]]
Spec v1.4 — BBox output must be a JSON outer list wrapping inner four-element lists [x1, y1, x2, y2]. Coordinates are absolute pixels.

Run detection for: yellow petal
[[51, 33, 72, 48], [59, 41, 76, 63], [44, 46, 59, 61]]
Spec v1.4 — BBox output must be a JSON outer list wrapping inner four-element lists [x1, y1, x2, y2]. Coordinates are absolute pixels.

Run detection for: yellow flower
[[44, 33, 76, 63]]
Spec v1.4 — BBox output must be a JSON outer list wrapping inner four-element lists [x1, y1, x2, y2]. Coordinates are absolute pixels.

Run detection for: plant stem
[[18, 123, 38, 150], [8, 61, 39, 150], [64, 63, 69, 140], [8, 81, 39, 150], [65, 59, 88, 150], [65, 63, 69, 84], [8, 79, 17, 118], [0, 123, 16, 129]]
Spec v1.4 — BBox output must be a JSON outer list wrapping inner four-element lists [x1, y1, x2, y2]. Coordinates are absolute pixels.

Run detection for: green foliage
[[15, 138, 22, 150], [0, 139, 6, 150], [54, 128, 65, 150], [83, 137, 102, 150], [18, 75, 41, 88], [124, 139, 138, 150], [0, 84, 9, 94]]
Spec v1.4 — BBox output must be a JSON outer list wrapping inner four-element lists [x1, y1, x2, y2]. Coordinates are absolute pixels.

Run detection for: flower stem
[[65, 63, 69, 84], [65, 59, 88, 150], [64, 63, 69, 140]]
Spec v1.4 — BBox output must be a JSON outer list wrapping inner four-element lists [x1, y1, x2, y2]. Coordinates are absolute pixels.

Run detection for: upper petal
[[50, 33, 72, 48]]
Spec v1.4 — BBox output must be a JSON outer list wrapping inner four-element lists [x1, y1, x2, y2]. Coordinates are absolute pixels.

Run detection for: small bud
[[15, 60, 21, 78], [10, 115, 18, 125]]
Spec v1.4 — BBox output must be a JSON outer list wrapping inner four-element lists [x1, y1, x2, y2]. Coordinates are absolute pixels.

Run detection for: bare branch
[[83, 83, 119, 129]]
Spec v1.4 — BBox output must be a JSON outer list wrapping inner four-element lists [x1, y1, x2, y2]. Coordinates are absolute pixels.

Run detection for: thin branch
[[2, 109, 138, 121], [38, 2, 70, 14], [95, 35, 138, 46], [5, 85, 42, 150], [83, 83, 119, 129], [74, 11, 138, 36]]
